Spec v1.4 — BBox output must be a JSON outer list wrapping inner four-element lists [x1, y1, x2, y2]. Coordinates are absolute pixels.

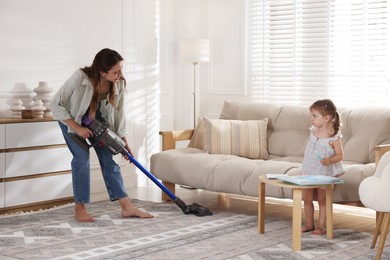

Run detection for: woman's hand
[[123, 145, 134, 161], [121, 137, 134, 161], [76, 126, 93, 139], [64, 119, 93, 139]]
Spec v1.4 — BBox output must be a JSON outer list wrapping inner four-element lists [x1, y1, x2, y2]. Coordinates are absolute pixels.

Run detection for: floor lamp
[[179, 39, 210, 128]]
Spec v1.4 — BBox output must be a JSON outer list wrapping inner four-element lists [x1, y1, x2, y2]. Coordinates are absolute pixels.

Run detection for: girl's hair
[[81, 48, 126, 118], [310, 99, 341, 136]]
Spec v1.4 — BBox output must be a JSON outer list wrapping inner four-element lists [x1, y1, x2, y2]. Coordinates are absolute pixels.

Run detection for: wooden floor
[[92, 185, 377, 234]]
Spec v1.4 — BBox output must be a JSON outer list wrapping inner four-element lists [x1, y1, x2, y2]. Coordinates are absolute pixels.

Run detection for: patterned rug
[[0, 199, 388, 260]]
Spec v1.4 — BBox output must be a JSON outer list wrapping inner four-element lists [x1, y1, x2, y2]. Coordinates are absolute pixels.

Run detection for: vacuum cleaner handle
[[69, 133, 92, 151]]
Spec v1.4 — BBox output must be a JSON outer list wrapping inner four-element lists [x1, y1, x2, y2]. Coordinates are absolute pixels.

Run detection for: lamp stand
[[179, 39, 210, 128]]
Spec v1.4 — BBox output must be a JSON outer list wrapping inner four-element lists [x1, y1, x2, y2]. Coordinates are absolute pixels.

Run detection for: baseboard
[[0, 197, 74, 215], [336, 201, 364, 207]]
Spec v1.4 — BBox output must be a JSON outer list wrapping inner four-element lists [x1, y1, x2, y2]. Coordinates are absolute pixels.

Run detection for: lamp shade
[[179, 39, 210, 63]]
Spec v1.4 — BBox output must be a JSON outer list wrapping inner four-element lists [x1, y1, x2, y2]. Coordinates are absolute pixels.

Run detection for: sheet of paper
[[266, 173, 285, 179]]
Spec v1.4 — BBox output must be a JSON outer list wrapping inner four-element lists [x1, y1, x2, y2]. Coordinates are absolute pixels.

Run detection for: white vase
[[33, 81, 53, 117], [8, 82, 34, 109], [10, 99, 25, 118], [31, 99, 46, 118]]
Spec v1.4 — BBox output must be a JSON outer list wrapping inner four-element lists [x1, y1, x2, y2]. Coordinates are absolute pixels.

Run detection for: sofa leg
[[162, 181, 175, 201]]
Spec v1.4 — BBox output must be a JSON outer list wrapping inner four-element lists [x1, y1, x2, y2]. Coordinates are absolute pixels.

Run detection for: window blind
[[248, 0, 390, 106]]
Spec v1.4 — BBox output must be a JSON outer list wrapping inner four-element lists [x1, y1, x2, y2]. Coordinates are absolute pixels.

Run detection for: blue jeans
[[59, 122, 128, 203]]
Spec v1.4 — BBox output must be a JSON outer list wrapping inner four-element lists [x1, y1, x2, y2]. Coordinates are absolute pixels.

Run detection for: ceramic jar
[[8, 82, 34, 109], [10, 99, 25, 118], [33, 81, 53, 117], [31, 99, 46, 118]]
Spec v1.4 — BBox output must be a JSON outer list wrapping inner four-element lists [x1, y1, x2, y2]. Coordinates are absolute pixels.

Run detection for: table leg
[[258, 182, 265, 234], [325, 185, 334, 239], [292, 188, 302, 251]]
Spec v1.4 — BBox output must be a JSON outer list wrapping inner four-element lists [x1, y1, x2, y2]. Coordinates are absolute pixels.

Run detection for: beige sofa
[[150, 101, 390, 203]]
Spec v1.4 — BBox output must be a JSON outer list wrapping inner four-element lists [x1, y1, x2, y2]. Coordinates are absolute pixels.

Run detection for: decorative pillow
[[188, 117, 206, 149], [202, 118, 269, 159]]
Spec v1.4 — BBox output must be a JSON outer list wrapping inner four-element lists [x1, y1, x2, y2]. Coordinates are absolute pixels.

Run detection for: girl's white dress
[[302, 127, 345, 177]]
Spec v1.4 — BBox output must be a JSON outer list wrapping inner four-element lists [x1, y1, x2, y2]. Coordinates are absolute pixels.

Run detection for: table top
[[259, 175, 334, 189]]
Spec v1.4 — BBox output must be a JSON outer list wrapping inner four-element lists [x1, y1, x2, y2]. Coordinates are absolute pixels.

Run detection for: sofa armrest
[[375, 144, 390, 165], [159, 129, 194, 151], [158, 129, 194, 201]]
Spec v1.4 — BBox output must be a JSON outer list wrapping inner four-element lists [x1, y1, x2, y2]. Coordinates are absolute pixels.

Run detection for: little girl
[[301, 99, 344, 235]]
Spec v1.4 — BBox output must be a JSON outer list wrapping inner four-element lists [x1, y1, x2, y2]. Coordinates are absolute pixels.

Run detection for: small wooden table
[[258, 175, 335, 251]]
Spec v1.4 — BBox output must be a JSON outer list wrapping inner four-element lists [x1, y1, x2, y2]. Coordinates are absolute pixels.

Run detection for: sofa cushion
[[339, 107, 390, 163], [202, 118, 269, 159], [268, 105, 311, 158], [219, 101, 311, 158]]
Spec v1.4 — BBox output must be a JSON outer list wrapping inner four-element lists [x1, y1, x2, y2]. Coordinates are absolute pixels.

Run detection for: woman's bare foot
[[312, 226, 326, 235], [74, 203, 95, 222], [119, 197, 153, 218], [122, 207, 154, 218], [301, 225, 315, 233]]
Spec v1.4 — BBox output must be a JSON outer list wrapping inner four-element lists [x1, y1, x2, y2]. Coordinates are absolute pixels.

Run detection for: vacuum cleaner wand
[[80, 115, 212, 217], [122, 149, 211, 216]]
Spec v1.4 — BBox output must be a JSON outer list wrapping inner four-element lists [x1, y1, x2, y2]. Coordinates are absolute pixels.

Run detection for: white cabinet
[[0, 183, 4, 208], [5, 175, 72, 207], [5, 147, 72, 178], [5, 121, 65, 148], [0, 124, 4, 179], [0, 118, 73, 212], [0, 125, 5, 208], [0, 153, 4, 179], [0, 124, 4, 148]]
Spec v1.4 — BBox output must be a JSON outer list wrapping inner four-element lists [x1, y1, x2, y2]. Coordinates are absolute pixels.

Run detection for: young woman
[[301, 99, 344, 235], [50, 48, 153, 222]]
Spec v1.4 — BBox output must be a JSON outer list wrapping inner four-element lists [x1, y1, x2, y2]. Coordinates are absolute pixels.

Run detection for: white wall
[[0, 0, 124, 113], [161, 0, 249, 131], [0, 0, 161, 193], [0, 0, 248, 191]]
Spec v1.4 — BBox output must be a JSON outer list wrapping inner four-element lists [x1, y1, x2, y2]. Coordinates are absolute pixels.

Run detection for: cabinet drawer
[[5, 147, 72, 178], [5, 121, 64, 148], [0, 153, 4, 178], [0, 124, 4, 149], [5, 174, 73, 207], [0, 183, 4, 208]]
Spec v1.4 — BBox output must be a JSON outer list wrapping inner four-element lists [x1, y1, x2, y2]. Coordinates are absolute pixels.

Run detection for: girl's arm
[[321, 139, 344, 166]]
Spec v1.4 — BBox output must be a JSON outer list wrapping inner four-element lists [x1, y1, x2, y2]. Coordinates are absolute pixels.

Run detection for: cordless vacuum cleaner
[[72, 115, 212, 217]]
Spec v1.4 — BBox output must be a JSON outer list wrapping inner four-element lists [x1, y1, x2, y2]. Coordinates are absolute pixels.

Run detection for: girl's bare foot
[[312, 226, 326, 235], [301, 225, 315, 233], [74, 203, 95, 222]]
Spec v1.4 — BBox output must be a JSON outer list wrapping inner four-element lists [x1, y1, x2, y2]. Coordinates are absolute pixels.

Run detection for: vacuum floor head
[[175, 198, 212, 216], [188, 203, 213, 216]]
